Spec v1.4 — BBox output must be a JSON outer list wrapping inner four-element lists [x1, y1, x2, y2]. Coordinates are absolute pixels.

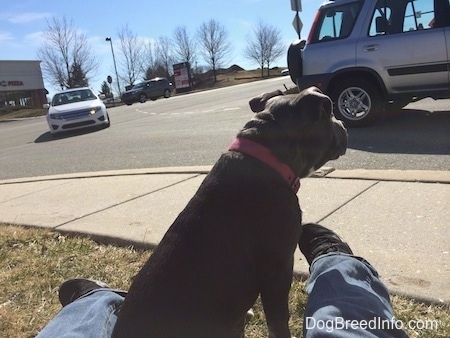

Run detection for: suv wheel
[[331, 79, 383, 127], [139, 93, 147, 103], [164, 89, 171, 98]]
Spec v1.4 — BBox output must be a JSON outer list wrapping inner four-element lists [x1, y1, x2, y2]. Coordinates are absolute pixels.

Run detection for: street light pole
[[105, 37, 121, 97]]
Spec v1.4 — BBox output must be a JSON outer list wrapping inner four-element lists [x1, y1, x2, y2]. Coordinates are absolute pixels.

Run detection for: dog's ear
[[298, 86, 332, 121], [249, 90, 284, 113], [268, 87, 333, 142]]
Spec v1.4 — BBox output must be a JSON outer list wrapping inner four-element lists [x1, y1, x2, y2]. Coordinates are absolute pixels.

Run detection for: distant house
[[0, 60, 47, 107]]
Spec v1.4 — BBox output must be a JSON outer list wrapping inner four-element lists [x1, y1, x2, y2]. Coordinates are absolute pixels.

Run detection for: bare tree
[[244, 19, 285, 77], [264, 24, 285, 76], [117, 24, 145, 88], [155, 36, 174, 78], [142, 41, 157, 79], [172, 25, 197, 67], [141, 39, 170, 79], [244, 20, 267, 78], [197, 19, 231, 82], [143, 42, 163, 79], [37, 17, 99, 90]]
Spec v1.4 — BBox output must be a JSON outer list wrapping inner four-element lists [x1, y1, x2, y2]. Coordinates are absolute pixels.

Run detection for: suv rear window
[[311, 1, 363, 42]]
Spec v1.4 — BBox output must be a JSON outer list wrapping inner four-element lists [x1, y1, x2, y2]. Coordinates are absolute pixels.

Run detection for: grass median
[[1, 224, 448, 337], [0, 107, 47, 121]]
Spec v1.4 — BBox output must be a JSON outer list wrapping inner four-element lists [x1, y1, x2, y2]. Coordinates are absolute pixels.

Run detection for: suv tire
[[139, 93, 147, 103], [331, 78, 383, 128], [164, 89, 171, 98]]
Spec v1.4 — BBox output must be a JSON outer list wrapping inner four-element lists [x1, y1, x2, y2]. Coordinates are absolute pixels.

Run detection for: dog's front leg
[[260, 269, 293, 338]]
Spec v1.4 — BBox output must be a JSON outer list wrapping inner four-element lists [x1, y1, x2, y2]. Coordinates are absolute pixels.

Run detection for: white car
[[280, 69, 289, 76], [44, 87, 110, 134]]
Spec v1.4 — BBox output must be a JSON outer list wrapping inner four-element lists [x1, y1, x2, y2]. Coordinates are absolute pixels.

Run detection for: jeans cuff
[[76, 288, 127, 303], [310, 252, 379, 277]]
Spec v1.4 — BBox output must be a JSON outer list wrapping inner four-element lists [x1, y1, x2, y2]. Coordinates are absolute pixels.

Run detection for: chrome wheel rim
[[337, 87, 371, 121]]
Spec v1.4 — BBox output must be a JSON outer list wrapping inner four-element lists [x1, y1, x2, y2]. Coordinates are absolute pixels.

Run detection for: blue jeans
[[304, 253, 408, 337], [37, 254, 408, 337], [36, 289, 123, 338]]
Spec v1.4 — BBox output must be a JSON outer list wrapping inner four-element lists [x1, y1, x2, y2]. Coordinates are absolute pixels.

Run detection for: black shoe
[[299, 223, 353, 266], [59, 278, 110, 307]]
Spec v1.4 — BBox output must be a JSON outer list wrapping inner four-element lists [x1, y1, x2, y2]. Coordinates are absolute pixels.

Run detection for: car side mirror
[[43, 103, 50, 109], [98, 94, 106, 99]]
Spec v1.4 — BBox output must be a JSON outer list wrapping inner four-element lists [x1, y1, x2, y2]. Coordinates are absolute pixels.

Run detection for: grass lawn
[[1, 224, 448, 337], [0, 107, 47, 121]]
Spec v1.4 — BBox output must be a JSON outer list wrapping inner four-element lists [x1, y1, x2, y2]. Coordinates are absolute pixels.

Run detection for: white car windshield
[[52, 89, 96, 106]]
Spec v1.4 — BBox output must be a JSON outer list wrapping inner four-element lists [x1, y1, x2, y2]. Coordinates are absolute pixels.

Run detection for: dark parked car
[[121, 78, 172, 105]]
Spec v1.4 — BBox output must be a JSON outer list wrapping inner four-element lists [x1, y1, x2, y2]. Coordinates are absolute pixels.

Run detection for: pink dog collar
[[229, 138, 300, 193]]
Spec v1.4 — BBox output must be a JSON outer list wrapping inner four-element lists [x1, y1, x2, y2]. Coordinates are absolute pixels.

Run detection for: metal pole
[[296, 12, 301, 39], [105, 37, 121, 97]]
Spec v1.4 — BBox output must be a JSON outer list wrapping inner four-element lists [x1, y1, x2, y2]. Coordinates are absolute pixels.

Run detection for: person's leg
[[37, 279, 126, 338], [299, 223, 408, 338]]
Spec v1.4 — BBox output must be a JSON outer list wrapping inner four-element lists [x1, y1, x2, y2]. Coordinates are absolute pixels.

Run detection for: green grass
[[1, 224, 448, 337], [0, 106, 47, 121]]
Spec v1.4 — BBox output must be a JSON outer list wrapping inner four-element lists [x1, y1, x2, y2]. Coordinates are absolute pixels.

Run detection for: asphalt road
[[0, 77, 449, 180]]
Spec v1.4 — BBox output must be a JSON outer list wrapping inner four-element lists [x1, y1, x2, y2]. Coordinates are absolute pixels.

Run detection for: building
[[0, 60, 47, 108]]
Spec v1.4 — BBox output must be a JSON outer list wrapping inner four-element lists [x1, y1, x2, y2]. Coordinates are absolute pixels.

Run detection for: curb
[[0, 166, 212, 185], [1, 167, 449, 185], [326, 169, 450, 184]]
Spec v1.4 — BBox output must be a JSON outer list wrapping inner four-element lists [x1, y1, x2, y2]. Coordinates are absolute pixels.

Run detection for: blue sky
[[1, 0, 323, 94]]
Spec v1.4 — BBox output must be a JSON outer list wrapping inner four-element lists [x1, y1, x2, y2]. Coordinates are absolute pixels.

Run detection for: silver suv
[[288, 0, 450, 127]]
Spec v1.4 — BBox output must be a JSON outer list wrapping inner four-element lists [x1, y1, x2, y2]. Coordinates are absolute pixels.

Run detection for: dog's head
[[239, 86, 347, 178]]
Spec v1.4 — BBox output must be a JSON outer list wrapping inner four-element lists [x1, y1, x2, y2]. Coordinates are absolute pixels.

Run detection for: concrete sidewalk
[[0, 167, 449, 304]]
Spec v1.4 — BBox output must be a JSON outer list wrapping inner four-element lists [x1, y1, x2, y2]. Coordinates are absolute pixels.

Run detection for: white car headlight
[[49, 113, 63, 120], [90, 106, 102, 115]]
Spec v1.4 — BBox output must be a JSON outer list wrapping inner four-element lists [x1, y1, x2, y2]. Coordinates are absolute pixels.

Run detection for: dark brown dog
[[112, 86, 347, 338]]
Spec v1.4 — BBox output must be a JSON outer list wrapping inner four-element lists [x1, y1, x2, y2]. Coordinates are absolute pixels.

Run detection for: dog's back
[[112, 152, 301, 337]]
